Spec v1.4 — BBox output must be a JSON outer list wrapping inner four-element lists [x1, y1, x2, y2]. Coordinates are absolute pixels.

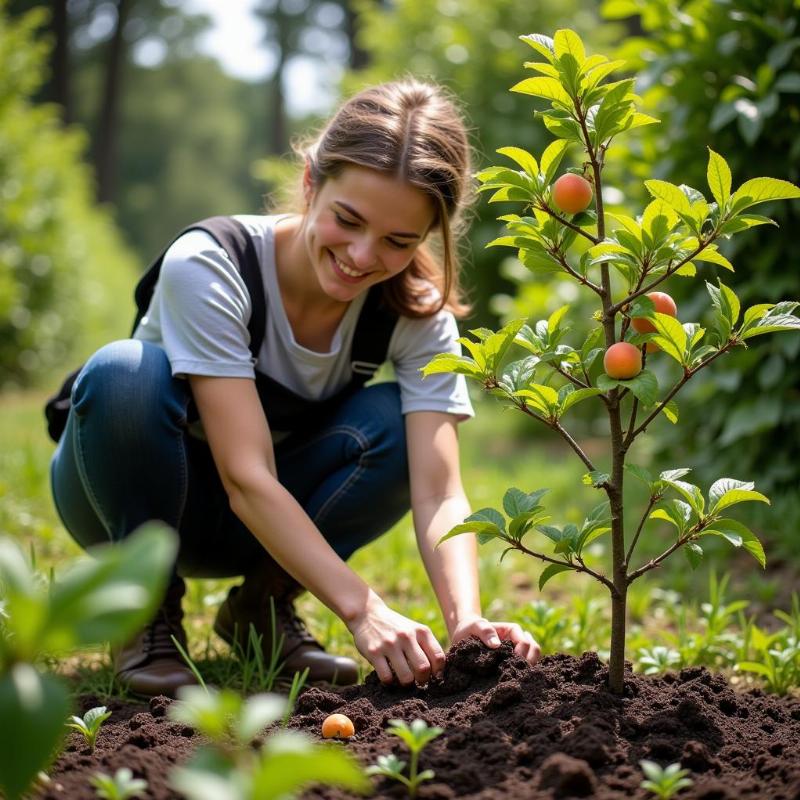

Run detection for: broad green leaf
[[659, 468, 692, 482], [497, 146, 539, 178], [553, 29, 586, 66], [503, 487, 548, 517], [547, 304, 570, 333], [0, 666, 70, 800], [701, 519, 766, 568], [251, 730, 372, 799], [706, 279, 741, 328], [660, 400, 679, 424], [707, 148, 732, 208], [684, 542, 704, 570], [43, 524, 178, 653], [560, 387, 602, 415], [421, 353, 483, 379], [437, 521, 503, 546], [712, 487, 770, 514], [510, 77, 572, 106], [693, 246, 734, 271], [650, 499, 693, 534], [730, 176, 800, 212], [514, 384, 560, 415], [539, 563, 574, 591], [624, 463, 654, 486], [708, 478, 751, 511], [524, 60, 560, 78], [520, 33, 556, 63], [644, 180, 691, 215], [650, 313, 687, 365], [540, 139, 570, 183], [662, 478, 705, 514], [736, 661, 771, 677], [509, 510, 550, 540], [596, 369, 659, 406], [739, 302, 800, 339]]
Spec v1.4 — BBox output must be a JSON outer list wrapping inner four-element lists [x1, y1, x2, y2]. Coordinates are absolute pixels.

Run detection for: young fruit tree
[[424, 29, 800, 695]]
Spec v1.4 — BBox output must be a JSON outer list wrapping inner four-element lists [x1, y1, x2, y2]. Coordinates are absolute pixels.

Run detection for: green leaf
[[684, 542, 704, 570], [650, 499, 693, 534], [421, 353, 483, 379], [597, 370, 659, 406], [510, 77, 572, 106], [701, 519, 766, 568], [560, 387, 602, 415], [706, 279, 741, 329], [538, 563, 574, 591], [503, 487, 548, 517], [711, 487, 770, 514], [0, 666, 70, 800], [520, 33, 556, 63], [644, 179, 692, 215], [514, 384, 560, 415], [496, 146, 539, 178], [739, 302, 800, 339], [624, 463, 654, 486], [540, 140, 570, 183], [250, 730, 372, 799], [736, 661, 772, 678], [42, 524, 178, 653], [730, 176, 800, 212], [583, 470, 610, 487], [650, 313, 688, 365], [692, 245, 734, 272], [553, 29, 586, 66], [662, 478, 705, 515], [660, 400, 679, 424], [707, 148, 732, 208]]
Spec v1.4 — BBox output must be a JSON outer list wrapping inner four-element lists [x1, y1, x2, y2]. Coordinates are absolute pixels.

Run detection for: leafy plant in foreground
[[640, 760, 694, 799], [65, 706, 112, 753], [0, 524, 178, 800], [89, 767, 148, 800], [366, 718, 444, 798], [424, 28, 800, 694], [167, 685, 370, 800]]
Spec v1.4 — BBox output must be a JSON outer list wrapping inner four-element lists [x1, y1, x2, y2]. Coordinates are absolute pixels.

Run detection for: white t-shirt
[[133, 214, 474, 426]]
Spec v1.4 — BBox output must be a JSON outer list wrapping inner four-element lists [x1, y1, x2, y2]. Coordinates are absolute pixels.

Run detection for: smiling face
[[301, 165, 437, 304]]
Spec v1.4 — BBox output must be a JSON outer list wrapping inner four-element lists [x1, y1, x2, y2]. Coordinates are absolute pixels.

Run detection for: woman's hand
[[450, 615, 542, 667], [346, 591, 446, 686]]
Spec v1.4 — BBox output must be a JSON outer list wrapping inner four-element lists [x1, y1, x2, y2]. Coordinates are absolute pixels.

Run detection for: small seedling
[[89, 768, 148, 800], [640, 760, 694, 799], [366, 718, 444, 798], [65, 706, 112, 752]]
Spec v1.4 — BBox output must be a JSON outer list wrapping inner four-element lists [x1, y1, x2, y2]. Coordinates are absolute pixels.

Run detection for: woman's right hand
[[346, 590, 446, 686]]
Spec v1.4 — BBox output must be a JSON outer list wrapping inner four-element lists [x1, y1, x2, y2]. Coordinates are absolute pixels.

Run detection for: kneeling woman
[[50, 79, 541, 697]]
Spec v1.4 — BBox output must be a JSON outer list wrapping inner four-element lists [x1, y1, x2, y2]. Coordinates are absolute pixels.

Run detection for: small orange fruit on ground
[[631, 291, 678, 352], [604, 342, 643, 379], [552, 174, 593, 214], [322, 713, 355, 739]]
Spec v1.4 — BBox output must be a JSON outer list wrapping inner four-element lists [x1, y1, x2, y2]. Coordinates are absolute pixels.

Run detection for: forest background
[[1, 0, 798, 603]]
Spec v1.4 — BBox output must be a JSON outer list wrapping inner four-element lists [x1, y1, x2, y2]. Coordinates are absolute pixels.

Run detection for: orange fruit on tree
[[604, 342, 643, 380], [631, 291, 678, 352], [321, 713, 355, 739], [552, 173, 593, 214]]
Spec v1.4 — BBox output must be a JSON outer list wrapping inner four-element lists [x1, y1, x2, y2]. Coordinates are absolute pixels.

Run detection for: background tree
[[0, 3, 137, 389]]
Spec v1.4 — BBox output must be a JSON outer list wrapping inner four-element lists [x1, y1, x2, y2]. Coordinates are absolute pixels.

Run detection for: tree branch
[[513, 542, 618, 595], [551, 250, 603, 295], [625, 494, 658, 567], [627, 343, 735, 442], [536, 201, 600, 246], [627, 527, 700, 584]]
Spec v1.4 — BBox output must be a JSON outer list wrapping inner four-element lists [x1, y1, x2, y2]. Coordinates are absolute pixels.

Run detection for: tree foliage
[[600, 0, 800, 515], [0, 3, 137, 388]]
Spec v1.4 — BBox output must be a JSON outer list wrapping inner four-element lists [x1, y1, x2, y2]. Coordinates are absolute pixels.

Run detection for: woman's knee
[[72, 340, 188, 430]]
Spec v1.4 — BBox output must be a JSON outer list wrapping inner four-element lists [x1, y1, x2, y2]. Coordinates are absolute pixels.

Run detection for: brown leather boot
[[113, 577, 199, 698], [213, 557, 360, 686]]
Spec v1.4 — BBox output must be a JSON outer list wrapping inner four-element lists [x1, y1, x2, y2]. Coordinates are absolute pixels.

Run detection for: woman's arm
[[406, 411, 542, 665], [188, 375, 446, 684]]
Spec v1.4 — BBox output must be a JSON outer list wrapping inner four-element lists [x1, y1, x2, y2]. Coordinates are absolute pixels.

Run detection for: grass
[[1, 385, 797, 697]]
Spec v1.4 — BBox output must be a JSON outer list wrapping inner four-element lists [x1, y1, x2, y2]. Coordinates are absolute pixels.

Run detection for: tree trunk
[[52, 0, 71, 124], [95, 0, 130, 204]]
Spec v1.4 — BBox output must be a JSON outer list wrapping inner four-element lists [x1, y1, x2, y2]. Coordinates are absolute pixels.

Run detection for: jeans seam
[[279, 424, 370, 461], [73, 413, 115, 542], [304, 426, 371, 527]]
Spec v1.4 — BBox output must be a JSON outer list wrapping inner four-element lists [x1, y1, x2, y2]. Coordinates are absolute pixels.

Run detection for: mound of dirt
[[40, 638, 800, 799]]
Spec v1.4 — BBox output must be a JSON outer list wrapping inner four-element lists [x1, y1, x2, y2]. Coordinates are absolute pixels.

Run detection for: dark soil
[[40, 638, 800, 799]]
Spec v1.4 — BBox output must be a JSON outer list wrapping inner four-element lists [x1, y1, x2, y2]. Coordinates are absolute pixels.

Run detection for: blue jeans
[[50, 339, 411, 579]]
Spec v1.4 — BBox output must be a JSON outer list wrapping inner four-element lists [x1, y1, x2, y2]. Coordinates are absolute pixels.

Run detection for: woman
[[50, 79, 541, 697]]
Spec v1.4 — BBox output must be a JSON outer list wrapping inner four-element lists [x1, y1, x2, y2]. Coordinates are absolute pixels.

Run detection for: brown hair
[[296, 79, 473, 319]]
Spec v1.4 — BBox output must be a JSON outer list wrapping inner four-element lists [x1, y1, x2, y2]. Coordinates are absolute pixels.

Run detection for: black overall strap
[[131, 216, 266, 359], [349, 285, 399, 386]]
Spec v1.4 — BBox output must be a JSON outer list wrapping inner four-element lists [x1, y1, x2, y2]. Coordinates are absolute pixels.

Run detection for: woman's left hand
[[450, 616, 542, 667]]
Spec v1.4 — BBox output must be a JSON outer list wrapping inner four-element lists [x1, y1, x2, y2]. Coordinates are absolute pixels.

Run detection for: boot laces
[[144, 604, 185, 658], [274, 597, 320, 646]]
